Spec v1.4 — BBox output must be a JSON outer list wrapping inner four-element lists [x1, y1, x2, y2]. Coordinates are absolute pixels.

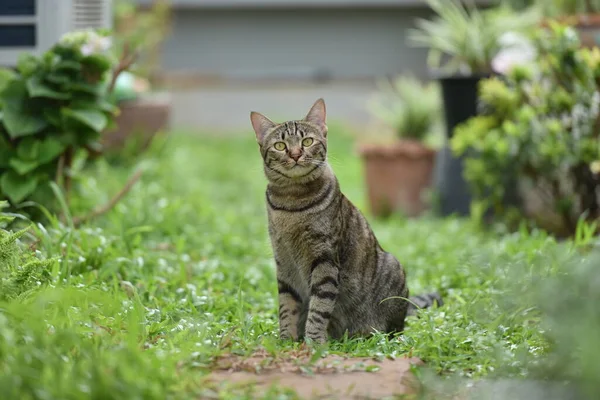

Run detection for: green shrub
[[367, 76, 443, 147], [451, 23, 600, 235], [0, 29, 119, 211]]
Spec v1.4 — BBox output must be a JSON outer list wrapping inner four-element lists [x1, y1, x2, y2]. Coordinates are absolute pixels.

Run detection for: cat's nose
[[289, 150, 302, 161]]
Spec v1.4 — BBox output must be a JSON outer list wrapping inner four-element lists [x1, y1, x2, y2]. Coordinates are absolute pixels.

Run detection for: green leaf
[[98, 100, 118, 114], [38, 138, 66, 164], [1, 80, 48, 138], [62, 108, 107, 133], [0, 171, 38, 203], [46, 72, 72, 86], [54, 60, 81, 72], [26, 76, 70, 100], [55, 131, 77, 147], [68, 82, 102, 96], [42, 107, 62, 127], [0, 68, 16, 93], [81, 54, 112, 73], [71, 97, 117, 114], [16, 53, 40, 77], [9, 158, 40, 175], [0, 136, 12, 167], [17, 137, 40, 160]]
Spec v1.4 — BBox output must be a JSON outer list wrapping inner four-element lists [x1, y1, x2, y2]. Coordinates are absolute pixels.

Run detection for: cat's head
[[250, 98, 328, 183]]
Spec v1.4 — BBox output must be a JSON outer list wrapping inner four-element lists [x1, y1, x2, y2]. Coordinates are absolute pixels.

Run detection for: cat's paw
[[304, 333, 327, 345], [279, 331, 298, 341]]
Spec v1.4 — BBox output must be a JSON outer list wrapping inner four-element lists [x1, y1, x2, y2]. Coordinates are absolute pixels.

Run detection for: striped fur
[[250, 99, 442, 344]]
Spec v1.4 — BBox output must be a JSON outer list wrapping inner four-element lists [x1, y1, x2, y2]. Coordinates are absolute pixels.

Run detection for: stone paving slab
[[205, 348, 423, 399]]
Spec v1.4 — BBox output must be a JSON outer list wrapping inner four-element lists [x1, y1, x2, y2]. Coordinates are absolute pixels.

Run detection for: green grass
[[0, 125, 598, 399]]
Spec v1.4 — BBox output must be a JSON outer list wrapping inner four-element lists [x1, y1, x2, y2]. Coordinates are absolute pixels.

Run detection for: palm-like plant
[[367, 76, 443, 147], [408, 0, 540, 75]]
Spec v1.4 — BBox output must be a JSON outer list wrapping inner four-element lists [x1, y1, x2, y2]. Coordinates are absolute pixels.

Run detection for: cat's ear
[[250, 111, 276, 142], [304, 98, 327, 136]]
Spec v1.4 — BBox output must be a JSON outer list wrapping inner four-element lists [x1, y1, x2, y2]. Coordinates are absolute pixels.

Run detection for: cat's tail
[[407, 292, 443, 316]]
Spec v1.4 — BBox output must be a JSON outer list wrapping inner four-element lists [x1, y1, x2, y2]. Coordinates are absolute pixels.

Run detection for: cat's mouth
[[286, 161, 304, 169]]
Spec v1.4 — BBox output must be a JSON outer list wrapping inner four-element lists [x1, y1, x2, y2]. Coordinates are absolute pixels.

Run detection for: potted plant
[[358, 76, 443, 218], [100, 0, 172, 155], [407, 0, 539, 216], [451, 22, 600, 236], [0, 30, 129, 218], [100, 71, 171, 156]]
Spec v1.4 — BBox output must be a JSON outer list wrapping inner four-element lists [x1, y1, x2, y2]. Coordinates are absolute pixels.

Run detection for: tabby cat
[[250, 98, 442, 344]]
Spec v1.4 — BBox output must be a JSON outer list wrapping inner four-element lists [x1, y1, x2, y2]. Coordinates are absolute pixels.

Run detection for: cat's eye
[[274, 142, 286, 151], [302, 137, 314, 147]]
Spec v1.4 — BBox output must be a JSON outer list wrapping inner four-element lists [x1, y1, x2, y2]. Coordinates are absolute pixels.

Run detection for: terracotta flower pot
[[358, 140, 436, 218], [101, 92, 171, 152]]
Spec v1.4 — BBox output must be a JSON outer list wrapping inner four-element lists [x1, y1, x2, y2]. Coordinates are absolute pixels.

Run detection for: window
[[0, 25, 36, 47], [0, 0, 36, 16]]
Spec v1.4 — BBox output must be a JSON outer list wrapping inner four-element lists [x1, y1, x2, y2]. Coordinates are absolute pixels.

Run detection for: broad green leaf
[[54, 60, 81, 72], [98, 100, 119, 114], [16, 53, 40, 77], [72, 128, 101, 146], [46, 72, 72, 86], [42, 106, 63, 127], [26, 76, 70, 100], [38, 137, 66, 164], [81, 54, 112, 73], [17, 137, 40, 160], [68, 82, 102, 95], [71, 97, 117, 114], [1, 80, 48, 138], [58, 131, 77, 147], [62, 108, 107, 133], [0, 170, 38, 203], [9, 158, 40, 175], [0, 68, 16, 93], [0, 136, 12, 167]]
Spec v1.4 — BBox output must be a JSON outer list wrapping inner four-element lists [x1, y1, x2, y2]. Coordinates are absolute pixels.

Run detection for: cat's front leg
[[305, 258, 339, 344], [277, 278, 302, 341]]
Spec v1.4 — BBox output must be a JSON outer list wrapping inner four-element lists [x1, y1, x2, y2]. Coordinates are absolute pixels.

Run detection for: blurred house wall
[[136, 0, 443, 84], [132, 0, 493, 130]]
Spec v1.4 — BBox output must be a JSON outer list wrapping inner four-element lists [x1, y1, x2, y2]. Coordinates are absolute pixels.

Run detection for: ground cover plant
[[0, 125, 597, 399]]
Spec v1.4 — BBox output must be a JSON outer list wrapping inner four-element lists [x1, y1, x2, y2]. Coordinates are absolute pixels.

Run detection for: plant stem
[[64, 147, 73, 206], [72, 170, 143, 227], [107, 42, 139, 95]]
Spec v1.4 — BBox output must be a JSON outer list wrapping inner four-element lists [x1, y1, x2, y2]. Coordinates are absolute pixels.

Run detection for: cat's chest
[[267, 210, 327, 265]]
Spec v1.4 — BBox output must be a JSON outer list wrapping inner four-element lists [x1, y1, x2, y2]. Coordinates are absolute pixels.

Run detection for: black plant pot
[[433, 74, 486, 217], [433, 74, 521, 218]]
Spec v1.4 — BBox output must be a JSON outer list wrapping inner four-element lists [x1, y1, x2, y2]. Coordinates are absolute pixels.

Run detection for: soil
[[203, 347, 423, 399]]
